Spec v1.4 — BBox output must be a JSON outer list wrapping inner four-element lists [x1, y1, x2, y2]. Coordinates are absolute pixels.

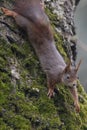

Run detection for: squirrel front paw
[[74, 102, 80, 113], [47, 88, 55, 98]]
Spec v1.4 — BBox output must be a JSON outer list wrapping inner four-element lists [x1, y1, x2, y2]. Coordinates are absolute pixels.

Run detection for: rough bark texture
[[0, 0, 87, 130]]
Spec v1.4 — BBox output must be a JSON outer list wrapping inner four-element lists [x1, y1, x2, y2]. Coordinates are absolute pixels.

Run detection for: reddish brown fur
[[1, 0, 81, 112]]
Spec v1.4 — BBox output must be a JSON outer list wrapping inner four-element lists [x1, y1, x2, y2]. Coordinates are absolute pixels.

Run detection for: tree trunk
[[0, 0, 87, 129]]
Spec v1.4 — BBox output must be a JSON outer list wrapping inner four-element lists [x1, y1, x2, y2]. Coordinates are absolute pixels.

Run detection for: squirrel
[[1, 0, 81, 112]]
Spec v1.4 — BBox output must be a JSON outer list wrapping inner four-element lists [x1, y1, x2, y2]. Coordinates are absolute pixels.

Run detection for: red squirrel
[[1, 0, 81, 112]]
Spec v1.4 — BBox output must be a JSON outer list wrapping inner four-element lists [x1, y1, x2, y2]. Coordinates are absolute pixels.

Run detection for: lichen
[[0, 0, 87, 130]]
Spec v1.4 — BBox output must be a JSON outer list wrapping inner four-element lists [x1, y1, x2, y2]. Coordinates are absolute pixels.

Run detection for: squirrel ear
[[64, 60, 71, 72], [75, 59, 82, 73]]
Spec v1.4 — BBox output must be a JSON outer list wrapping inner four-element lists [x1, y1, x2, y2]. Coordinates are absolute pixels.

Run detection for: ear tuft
[[76, 59, 82, 73], [64, 60, 71, 72]]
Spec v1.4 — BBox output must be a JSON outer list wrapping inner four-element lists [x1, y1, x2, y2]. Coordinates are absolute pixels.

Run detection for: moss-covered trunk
[[0, 0, 87, 130]]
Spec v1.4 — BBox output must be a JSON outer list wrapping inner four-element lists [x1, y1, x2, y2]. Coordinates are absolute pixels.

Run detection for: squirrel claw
[[74, 102, 80, 113], [47, 88, 55, 98], [1, 7, 10, 15], [76, 105, 80, 113]]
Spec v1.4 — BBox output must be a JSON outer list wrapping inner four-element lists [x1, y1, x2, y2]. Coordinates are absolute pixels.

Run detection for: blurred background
[[74, 0, 87, 91]]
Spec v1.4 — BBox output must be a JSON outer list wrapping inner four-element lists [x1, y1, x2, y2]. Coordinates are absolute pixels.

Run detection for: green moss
[[46, 8, 59, 26], [0, 118, 12, 130], [54, 33, 67, 61], [0, 35, 87, 130], [0, 1, 87, 130], [2, 111, 31, 130]]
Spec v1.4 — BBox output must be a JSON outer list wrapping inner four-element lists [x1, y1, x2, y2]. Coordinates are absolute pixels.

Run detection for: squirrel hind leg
[[1, 7, 17, 18]]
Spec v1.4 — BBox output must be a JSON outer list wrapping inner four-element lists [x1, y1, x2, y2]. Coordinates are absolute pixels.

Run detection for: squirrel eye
[[66, 75, 70, 79]]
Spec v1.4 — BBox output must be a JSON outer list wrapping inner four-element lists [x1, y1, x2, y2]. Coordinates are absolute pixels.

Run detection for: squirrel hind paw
[[1, 7, 16, 17], [1, 7, 9, 14]]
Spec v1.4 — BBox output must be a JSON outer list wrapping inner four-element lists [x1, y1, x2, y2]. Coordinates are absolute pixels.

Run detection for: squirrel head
[[61, 60, 82, 88]]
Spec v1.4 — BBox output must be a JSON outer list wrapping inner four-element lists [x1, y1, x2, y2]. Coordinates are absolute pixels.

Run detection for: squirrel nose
[[73, 83, 76, 87]]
